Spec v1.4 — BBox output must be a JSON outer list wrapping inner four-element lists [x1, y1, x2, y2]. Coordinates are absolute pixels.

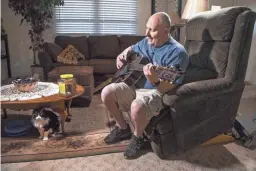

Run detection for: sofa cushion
[[55, 36, 89, 59], [119, 35, 145, 52], [77, 60, 89, 66], [88, 35, 120, 59], [89, 59, 116, 74], [43, 42, 63, 62], [53, 60, 89, 67], [186, 6, 249, 41]]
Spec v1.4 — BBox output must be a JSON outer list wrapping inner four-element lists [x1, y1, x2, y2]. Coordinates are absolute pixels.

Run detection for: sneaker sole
[[124, 149, 144, 160], [104, 134, 132, 145]]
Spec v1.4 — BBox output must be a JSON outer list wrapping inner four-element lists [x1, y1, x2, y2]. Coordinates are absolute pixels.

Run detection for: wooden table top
[[1, 84, 85, 105]]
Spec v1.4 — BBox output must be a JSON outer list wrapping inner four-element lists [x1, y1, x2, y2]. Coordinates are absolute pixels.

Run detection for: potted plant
[[8, 0, 65, 65]]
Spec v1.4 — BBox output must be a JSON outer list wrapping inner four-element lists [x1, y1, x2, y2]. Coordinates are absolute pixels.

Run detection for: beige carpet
[[2, 85, 256, 171]]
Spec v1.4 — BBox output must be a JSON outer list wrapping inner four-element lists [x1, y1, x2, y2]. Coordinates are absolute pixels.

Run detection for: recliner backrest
[[183, 6, 256, 83]]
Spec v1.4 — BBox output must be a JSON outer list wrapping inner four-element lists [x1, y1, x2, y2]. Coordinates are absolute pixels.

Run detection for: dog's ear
[[33, 108, 40, 113], [40, 108, 46, 112], [33, 107, 45, 114]]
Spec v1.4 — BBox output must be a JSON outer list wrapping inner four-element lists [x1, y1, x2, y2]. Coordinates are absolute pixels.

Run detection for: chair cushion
[[119, 35, 145, 52], [183, 67, 217, 84], [55, 36, 89, 59], [186, 6, 249, 41], [43, 42, 63, 62], [186, 41, 230, 78], [88, 35, 120, 59]]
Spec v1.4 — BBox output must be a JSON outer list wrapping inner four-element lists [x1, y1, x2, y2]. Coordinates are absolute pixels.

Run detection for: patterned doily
[[0, 82, 59, 101]]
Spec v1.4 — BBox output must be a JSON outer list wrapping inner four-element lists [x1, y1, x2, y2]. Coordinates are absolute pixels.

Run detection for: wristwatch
[[152, 79, 161, 87]]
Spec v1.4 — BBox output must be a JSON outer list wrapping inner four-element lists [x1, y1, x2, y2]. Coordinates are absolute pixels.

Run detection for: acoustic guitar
[[93, 51, 185, 94]]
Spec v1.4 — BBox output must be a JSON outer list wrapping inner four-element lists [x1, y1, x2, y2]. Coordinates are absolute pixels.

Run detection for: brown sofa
[[38, 35, 145, 80]]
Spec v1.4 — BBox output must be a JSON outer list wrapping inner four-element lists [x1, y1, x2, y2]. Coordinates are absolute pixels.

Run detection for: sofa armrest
[[38, 51, 55, 81], [163, 78, 244, 106], [38, 52, 54, 71]]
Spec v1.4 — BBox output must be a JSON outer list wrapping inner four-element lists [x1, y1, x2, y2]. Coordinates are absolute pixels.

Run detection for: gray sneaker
[[104, 124, 132, 144], [124, 134, 145, 159]]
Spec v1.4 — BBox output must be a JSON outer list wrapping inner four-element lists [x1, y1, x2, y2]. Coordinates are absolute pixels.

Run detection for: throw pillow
[[43, 42, 63, 62], [57, 45, 85, 65]]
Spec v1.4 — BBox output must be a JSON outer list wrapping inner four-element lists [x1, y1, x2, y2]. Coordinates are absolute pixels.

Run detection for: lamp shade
[[181, 0, 209, 20]]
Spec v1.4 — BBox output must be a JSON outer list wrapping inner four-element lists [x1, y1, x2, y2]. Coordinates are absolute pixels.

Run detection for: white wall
[[1, 0, 56, 80], [138, 0, 152, 35], [235, 0, 256, 85], [1, 0, 151, 80]]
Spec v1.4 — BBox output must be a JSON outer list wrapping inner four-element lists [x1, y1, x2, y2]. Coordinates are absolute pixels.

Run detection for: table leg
[[65, 99, 72, 116], [52, 100, 67, 134], [2, 109, 7, 119]]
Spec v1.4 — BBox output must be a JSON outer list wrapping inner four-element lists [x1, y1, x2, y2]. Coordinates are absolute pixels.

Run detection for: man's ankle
[[117, 123, 129, 130], [134, 133, 143, 139]]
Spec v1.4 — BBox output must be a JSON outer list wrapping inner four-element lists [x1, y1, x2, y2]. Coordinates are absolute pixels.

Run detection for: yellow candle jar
[[58, 74, 77, 97]]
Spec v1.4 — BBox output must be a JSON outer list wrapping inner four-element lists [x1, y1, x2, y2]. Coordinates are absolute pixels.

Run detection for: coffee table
[[1, 84, 84, 133]]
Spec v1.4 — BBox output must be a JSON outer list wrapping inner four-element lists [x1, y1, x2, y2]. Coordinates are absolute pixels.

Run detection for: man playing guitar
[[101, 12, 189, 159]]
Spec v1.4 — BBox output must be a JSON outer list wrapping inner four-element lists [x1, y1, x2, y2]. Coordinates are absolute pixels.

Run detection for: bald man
[[101, 12, 189, 159]]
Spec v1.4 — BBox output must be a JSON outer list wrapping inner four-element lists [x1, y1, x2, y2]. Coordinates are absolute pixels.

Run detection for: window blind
[[55, 0, 138, 35]]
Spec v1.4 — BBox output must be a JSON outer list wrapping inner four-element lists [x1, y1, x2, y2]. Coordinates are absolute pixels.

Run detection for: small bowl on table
[[12, 77, 38, 92]]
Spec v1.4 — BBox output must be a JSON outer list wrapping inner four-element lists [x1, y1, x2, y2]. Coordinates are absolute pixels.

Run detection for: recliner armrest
[[176, 78, 231, 96], [163, 78, 244, 106]]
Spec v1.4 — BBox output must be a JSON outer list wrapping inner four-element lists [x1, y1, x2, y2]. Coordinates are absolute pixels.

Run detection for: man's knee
[[101, 84, 117, 103]]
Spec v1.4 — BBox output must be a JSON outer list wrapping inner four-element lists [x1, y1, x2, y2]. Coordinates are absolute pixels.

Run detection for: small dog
[[31, 108, 61, 140]]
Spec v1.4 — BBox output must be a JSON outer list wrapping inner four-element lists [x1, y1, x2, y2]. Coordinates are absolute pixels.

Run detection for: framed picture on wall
[[152, 0, 182, 16]]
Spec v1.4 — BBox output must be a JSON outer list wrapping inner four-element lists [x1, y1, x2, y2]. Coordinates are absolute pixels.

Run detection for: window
[[55, 0, 138, 35]]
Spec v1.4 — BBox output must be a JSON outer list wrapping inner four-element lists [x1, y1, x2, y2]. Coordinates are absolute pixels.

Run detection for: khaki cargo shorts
[[109, 82, 165, 119]]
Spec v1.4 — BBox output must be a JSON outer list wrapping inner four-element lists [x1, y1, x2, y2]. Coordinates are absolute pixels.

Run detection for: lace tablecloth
[[0, 82, 59, 101]]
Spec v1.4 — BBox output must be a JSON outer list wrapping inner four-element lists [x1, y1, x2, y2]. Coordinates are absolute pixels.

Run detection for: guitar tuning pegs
[[174, 64, 181, 69], [169, 66, 175, 70]]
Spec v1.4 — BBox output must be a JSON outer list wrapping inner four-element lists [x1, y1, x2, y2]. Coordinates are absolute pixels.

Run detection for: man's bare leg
[[123, 101, 149, 159], [130, 101, 149, 137], [101, 85, 127, 129]]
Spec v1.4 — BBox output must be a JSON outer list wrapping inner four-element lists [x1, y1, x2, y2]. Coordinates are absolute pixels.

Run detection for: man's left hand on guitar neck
[[143, 63, 177, 94]]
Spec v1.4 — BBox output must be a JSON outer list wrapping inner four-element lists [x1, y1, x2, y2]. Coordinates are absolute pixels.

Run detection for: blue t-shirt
[[131, 37, 189, 89]]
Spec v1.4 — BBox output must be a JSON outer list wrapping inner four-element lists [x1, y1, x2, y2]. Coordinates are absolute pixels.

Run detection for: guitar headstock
[[154, 65, 186, 84]]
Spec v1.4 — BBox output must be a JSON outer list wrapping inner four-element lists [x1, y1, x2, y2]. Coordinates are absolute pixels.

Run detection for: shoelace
[[129, 136, 143, 150], [111, 126, 126, 137]]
